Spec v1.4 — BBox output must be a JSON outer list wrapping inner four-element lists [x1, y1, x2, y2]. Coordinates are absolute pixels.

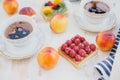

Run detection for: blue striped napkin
[[94, 28, 120, 80]]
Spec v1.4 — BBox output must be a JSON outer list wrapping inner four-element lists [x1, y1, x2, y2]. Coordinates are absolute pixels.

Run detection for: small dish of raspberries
[[58, 34, 97, 68]]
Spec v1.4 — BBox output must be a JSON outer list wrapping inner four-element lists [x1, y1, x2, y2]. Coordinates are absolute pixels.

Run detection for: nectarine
[[19, 7, 36, 16], [96, 31, 116, 51], [3, 0, 18, 15], [37, 47, 59, 70], [50, 14, 68, 33]]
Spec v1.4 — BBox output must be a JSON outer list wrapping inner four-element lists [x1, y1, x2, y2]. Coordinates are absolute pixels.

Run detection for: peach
[[50, 14, 68, 33], [3, 0, 18, 15], [96, 31, 116, 51], [37, 47, 59, 70]]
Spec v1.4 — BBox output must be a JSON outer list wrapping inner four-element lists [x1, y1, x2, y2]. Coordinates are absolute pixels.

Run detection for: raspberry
[[78, 43, 85, 49], [71, 37, 75, 43], [70, 43, 76, 49], [74, 34, 81, 39], [85, 46, 91, 54], [74, 38, 80, 45], [90, 44, 96, 51], [66, 40, 72, 46], [69, 49, 76, 58], [73, 46, 79, 53], [65, 47, 71, 55], [83, 41, 89, 47], [78, 49, 86, 57], [48, 1, 54, 6], [61, 43, 67, 51], [75, 55, 81, 61], [80, 37, 85, 42]]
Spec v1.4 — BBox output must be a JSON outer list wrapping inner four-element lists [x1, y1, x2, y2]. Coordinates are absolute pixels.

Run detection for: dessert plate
[[74, 11, 117, 32], [0, 28, 45, 59]]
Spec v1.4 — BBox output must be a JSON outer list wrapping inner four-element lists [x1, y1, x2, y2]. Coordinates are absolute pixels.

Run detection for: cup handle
[[0, 36, 5, 51]]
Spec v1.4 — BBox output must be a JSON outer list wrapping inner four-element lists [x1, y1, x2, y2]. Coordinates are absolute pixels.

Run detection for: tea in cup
[[0, 15, 37, 50], [84, 0, 110, 24]]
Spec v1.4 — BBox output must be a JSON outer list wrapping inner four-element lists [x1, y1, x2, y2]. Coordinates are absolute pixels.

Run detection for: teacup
[[83, 0, 110, 24], [0, 15, 37, 51]]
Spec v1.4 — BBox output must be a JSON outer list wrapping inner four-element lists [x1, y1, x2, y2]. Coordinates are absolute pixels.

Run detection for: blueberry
[[16, 27, 20, 30], [88, 8, 93, 12], [16, 30, 22, 36], [56, 4, 60, 9], [19, 33, 25, 38], [9, 34, 15, 39], [96, 7, 102, 13], [44, 3, 48, 6], [91, 8, 97, 12], [89, 7, 97, 13], [24, 30, 30, 36], [101, 11, 105, 14], [95, 10, 105, 14], [95, 7, 106, 14], [16, 28, 19, 32]]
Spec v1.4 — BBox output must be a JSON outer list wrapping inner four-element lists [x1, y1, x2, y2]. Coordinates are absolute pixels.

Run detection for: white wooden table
[[110, 44, 120, 80], [0, 0, 120, 80]]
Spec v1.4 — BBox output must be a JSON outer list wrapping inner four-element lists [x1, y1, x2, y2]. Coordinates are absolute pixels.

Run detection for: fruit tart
[[41, 0, 68, 21], [58, 34, 97, 68]]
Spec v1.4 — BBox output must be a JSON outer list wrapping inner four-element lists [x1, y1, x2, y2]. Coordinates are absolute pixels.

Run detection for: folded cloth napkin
[[94, 28, 120, 80]]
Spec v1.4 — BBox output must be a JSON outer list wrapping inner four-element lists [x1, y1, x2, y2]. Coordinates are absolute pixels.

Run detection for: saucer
[[74, 11, 117, 32], [73, 0, 116, 32], [0, 28, 45, 59]]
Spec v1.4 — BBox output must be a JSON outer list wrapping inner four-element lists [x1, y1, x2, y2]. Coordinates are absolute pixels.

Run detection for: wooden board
[[58, 48, 97, 68]]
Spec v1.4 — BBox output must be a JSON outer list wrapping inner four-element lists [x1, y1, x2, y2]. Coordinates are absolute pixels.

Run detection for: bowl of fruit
[[41, 0, 69, 21]]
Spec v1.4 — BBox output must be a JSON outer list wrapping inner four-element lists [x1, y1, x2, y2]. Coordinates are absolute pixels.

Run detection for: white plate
[[0, 28, 45, 59], [74, 7, 117, 33]]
